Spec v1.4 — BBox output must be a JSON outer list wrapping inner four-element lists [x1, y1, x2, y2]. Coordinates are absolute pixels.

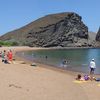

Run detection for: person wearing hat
[[89, 59, 96, 80]]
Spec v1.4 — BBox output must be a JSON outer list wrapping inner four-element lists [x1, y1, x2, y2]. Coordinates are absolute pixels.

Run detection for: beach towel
[[73, 80, 87, 84], [97, 84, 100, 86]]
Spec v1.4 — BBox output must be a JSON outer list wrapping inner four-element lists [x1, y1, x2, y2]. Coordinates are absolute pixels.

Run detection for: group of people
[[0, 49, 13, 64], [76, 58, 97, 81]]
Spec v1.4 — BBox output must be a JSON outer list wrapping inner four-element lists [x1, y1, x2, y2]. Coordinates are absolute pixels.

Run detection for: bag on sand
[[95, 78, 100, 82], [84, 75, 89, 81]]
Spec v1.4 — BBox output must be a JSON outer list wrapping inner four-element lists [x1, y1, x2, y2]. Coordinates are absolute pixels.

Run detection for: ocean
[[16, 48, 100, 74]]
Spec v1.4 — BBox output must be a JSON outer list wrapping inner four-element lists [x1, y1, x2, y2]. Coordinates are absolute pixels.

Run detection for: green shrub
[[0, 41, 19, 46]]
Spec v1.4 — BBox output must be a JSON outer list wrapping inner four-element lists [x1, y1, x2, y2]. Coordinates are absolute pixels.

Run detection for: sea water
[[16, 48, 100, 74]]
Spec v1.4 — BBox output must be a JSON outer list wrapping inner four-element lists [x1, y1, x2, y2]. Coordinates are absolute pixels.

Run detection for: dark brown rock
[[0, 12, 88, 47]]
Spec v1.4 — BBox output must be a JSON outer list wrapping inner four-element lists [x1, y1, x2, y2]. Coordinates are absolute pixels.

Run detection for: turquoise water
[[17, 48, 100, 74]]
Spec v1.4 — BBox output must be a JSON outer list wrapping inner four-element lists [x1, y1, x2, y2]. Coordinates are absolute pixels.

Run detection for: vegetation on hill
[[0, 41, 18, 46]]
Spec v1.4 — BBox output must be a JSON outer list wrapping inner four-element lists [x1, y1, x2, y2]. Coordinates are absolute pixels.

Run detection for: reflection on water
[[17, 48, 100, 74]]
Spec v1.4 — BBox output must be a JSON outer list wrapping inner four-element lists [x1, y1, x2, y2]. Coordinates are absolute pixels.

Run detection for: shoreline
[[0, 46, 83, 76], [15, 46, 100, 76], [1, 46, 100, 76], [14, 47, 79, 76]]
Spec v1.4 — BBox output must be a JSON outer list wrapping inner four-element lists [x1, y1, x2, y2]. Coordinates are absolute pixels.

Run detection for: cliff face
[[0, 12, 88, 47], [94, 27, 100, 47], [96, 27, 100, 41]]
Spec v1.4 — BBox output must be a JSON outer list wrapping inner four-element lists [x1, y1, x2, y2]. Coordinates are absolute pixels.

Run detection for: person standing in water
[[45, 56, 48, 60], [62, 59, 67, 67]]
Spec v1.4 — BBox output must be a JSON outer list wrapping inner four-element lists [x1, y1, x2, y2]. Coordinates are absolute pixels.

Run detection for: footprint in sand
[[9, 84, 29, 91], [9, 84, 22, 89]]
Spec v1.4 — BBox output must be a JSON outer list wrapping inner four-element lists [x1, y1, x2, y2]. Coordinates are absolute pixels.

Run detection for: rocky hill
[[0, 12, 89, 47]]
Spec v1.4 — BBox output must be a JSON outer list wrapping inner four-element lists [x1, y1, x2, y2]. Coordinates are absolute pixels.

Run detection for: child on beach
[[76, 74, 90, 81]]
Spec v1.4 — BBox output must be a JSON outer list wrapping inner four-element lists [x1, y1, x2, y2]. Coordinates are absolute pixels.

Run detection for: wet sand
[[0, 46, 100, 100]]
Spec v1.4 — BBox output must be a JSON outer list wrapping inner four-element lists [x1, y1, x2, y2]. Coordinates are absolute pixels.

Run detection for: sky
[[0, 0, 100, 35]]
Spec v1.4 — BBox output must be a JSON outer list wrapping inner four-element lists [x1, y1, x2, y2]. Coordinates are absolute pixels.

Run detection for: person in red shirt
[[7, 49, 13, 64]]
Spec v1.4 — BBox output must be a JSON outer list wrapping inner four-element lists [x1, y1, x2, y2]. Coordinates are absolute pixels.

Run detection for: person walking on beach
[[89, 59, 96, 80]]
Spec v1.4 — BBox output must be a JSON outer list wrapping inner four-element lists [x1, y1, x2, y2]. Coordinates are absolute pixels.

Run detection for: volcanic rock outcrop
[[0, 12, 88, 47]]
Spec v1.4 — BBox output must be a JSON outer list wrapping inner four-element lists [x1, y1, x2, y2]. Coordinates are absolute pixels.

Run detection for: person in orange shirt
[[7, 49, 13, 64]]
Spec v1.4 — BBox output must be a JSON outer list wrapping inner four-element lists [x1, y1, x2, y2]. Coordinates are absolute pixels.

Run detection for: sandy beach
[[0, 46, 100, 100]]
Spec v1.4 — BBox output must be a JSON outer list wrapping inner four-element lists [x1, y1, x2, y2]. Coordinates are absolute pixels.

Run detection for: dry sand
[[0, 46, 100, 100]]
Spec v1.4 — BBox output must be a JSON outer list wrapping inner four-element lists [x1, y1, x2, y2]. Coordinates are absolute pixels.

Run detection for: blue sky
[[0, 0, 100, 35]]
